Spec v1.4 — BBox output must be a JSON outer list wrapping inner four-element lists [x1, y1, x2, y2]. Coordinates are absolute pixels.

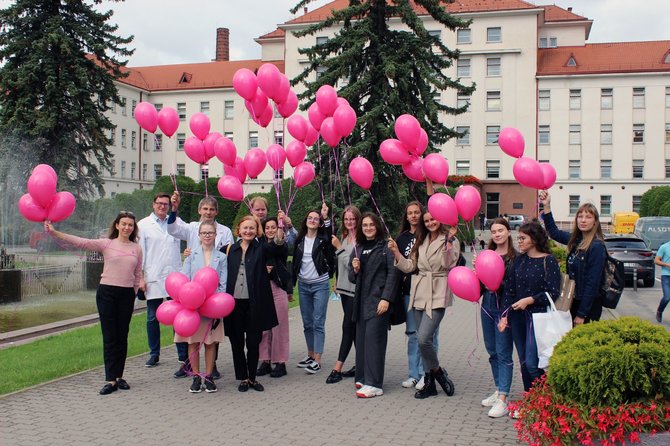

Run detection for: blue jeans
[[658, 276, 670, 314], [404, 294, 438, 380], [298, 279, 330, 355], [509, 309, 542, 391], [146, 298, 163, 357], [481, 291, 513, 395]]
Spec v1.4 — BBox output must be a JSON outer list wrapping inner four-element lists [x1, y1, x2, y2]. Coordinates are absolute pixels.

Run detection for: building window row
[[538, 87, 654, 111], [455, 26, 501, 45], [457, 57, 501, 77]]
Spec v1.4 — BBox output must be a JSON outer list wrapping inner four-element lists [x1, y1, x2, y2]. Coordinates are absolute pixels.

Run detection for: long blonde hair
[[567, 203, 604, 252]]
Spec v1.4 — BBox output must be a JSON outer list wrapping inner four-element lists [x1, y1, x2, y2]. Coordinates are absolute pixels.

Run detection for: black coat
[[223, 239, 278, 332], [261, 236, 292, 295], [292, 232, 336, 283], [348, 240, 398, 322]]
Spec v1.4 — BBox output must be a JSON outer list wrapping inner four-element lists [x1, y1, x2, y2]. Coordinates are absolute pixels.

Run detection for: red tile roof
[[537, 41, 670, 75], [541, 4, 588, 22], [257, 28, 286, 40]]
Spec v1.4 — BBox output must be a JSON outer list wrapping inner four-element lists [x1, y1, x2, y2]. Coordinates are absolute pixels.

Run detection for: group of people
[[43, 188, 609, 408]]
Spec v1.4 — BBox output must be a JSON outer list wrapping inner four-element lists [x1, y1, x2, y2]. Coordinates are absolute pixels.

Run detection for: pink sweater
[[59, 234, 143, 290]]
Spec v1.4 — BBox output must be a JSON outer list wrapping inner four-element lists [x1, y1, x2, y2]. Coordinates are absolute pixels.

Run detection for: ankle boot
[[433, 367, 455, 396], [414, 372, 437, 399]]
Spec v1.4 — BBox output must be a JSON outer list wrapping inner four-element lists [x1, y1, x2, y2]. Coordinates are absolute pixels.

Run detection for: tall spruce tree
[[0, 0, 133, 197], [291, 0, 474, 229]]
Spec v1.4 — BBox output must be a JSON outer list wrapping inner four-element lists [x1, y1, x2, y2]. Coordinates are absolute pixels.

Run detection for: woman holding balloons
[[176, 221, 227, 394], [44, 212, 143, 395]]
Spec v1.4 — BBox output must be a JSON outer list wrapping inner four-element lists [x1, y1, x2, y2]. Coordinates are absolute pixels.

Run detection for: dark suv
[[603, 234, 655, 287]]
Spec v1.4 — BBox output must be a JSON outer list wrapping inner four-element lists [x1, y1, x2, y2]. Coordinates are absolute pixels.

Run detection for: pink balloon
[[286, 140, 307, 167], [203, 132, 222, 160], [316, 85, 338, 116], [199, 292, 235, 319], [539, 162, 557, 189], [498, 127, 525, 158], [223, 156, 247, 183], [320, 117, 341, 147], [189, 113, 211, 141], [173, 308, 201, 337], [47, 191, 76, 223], [32, 164, 57, 182], [266, 144, 287, 171], [232, 68, 258, 101], [156, 300, 184, 325], [448, 267, 481, 302], [336, 97, 350, 108], [294, 161, 315, 188], [157, 107, 179, 138], [257, 103, 274, 128], [455, 185, 482, 222], [379, 139, 411, 165], [349, 157, 374, 190], [179, 281, 207, 310], [427, 193, 458, 226], [474, 250, 505, 292], [244, 148, 267, 179], [333, 104, 356, 138], [214, 137, 237, 166], [217, 175, 244, 202], [394, 114, 421, 149], [134, 102, 158, 133], [28, 171, 57, 208], [193, 266, 219, 297], [165, 272, 190, 301], [415, 129, 429, 155], [287, 115, 308, 142], [402, 156, 425, 182], [274, 75, 291, 104], [422, 153, 449, 184], [18, 193, 47, 222], [250, 89, 268, 117], [303, 124, 319, 147], [308, 102, 325, 131], [513, 157, 545, 189], [257, 63, 282, 100], [184, 137, 207, 164], [277, 89, 298, 118]]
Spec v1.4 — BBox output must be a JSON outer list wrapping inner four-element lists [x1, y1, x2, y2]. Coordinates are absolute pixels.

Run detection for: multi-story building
[[106, 0, 670, 223]]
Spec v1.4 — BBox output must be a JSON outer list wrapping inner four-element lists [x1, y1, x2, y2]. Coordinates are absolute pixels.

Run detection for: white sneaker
[[356, 385, 383, 398], [488, 399, 509, 418], [402, 378, 418, 388], [415, 376, 425, 390], [481, 390, 499, 407]]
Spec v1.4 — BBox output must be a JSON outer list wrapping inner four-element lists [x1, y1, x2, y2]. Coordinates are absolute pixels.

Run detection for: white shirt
[[137, 213, 182, 300]]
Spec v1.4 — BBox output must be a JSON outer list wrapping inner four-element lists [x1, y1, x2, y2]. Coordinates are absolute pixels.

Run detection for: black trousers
[[354, 312, 390, 389], [227, 299, 262, 381], [336, 294, 356, 363], [96, 284, 135, 381]]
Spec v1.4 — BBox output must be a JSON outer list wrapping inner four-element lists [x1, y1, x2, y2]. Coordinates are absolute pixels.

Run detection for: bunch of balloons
[[447, 250, 505, 303], [156, 269, 235, 337], [498, 127, 556, 190], [426, 184, 482, 227], [18, 164, 76, 223], [305, 85, 357, 147], [233, 64, 298, 127]]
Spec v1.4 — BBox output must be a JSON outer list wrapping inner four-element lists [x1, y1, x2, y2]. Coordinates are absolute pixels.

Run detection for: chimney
[[567, 7, 572, 11], [215, 27, 230, 62]]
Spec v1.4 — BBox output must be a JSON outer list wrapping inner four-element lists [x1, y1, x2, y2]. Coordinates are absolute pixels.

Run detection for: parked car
[[603, 234, 655, 287], [507, 214, 528, 230]]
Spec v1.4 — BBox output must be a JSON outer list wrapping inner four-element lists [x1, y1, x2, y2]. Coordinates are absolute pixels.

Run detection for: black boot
[[414, 373, 437, 399], [433, 367, 455, 396], [257, 361, 272, 376]]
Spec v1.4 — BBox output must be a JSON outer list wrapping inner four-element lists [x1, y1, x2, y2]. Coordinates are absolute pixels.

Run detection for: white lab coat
[[137, 214, 183, 300]]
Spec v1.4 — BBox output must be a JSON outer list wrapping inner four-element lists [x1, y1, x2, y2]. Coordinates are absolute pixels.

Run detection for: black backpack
[[600, 253, 625, 309]]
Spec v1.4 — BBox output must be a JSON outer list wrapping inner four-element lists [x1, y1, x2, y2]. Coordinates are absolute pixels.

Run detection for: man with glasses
[[137, 194, 183, 369]]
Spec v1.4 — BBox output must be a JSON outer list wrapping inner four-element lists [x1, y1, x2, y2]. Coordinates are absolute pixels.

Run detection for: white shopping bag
[[532, 293, 572, 369]]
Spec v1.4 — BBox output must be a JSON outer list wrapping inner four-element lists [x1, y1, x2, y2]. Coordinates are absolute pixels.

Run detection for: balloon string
[[368, 191, 390, 236], [466, 302, 481, 369], [184, 318, 214, 379]]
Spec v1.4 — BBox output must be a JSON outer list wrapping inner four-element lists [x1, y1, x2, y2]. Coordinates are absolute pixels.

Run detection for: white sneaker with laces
[[488, 399, 509, 418], [356, 385, 383, 398], [481, 390, 499, 407], [401, 378, 418, 388], [297, 356, 315, 368], [415, 376, 425, 390], [305, 361, 321, 374]]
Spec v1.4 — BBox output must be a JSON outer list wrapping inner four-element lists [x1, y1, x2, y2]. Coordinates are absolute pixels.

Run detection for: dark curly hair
[[518, 221, 551, 254]]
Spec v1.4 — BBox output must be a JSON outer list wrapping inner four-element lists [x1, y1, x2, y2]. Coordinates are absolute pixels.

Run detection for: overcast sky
[[2, 1, 669, 66]]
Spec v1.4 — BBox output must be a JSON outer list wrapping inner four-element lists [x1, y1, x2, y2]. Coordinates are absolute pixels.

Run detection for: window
[[316, 36, 328, 45], [154, 134, 162, 151], [316, 66, 327, 79], [456, 160, 470, 175], [487, 57, 501, 76], [632, 159, 644, 179], [154, 164, 163, 179], [632, 195, 642, 214], [121, 129, 127, 148], [111, 101, 116, 113], [538, 125, 550, 145], [549, 37, 557, 47], [600, 124, 613, 145], [274, 169, 284, 180], [176, 164, 185, 176], [633, 124, 645, 143], [224, 100, 234, 119], [249, 131, 258, 148], [601, 88, 613, 109], [486, 126, 500, 145], [569, 160, 580, 179], [142, 163, 147, 180], [457, 29, 471, 44], [457, 58, 471, 77], [569, 195, 580, 215], [666, 159, 670, 179], [666, 87, 670, 108], [487, 91, 501, 111], [120, 98, 127, 116], [109, 160, 116, 177], [200, 166, 209, 181], [539, 37, 557, 48], [456, 126, 470, 145], [177, 102, 186, 120], [224, 132, 233, 141], [110, 128, 116, 146], [538, 90, 550, 110], [131, 131, 136, 150], [131, 100, 137, 116], [569, 89, 581, 110], [457, 93, 470, 109], [666, 123, 670, 143], [567, 56, 577, 67], [600, 160, 612, 179], [177, 133, 186, 150], [120, 161, 126, 178], [569, 125, 581, 145], [539, 37, 547, 48], [274, 131, 283, 146], [131, 162, 136, 179], [487, 27, 501, 43], [486, 160, 500, 179], [600, 195, 612, 216], [633, 88, 645, 108], [154, 103, 163, 112], [428, 30, 441, 40], [142, 133, 147, 151], [200, 101, 210, 114]]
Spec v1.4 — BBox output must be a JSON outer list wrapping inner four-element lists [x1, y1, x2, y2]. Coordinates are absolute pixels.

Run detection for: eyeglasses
[[154, 202, 169, 207], [306, 217, 320, 222], [118, 211, 135, 218], [199, 232, 216, 237]]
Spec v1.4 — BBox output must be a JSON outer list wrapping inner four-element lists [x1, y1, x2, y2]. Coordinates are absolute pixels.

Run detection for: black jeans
[[96, 284, 135, 381], [227, 299, 262, 381], [336, 294, 356, 363], [354, 312, 390, 389]]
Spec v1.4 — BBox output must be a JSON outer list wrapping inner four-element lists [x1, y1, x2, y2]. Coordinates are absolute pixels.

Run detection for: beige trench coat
[[394, 234, 459, 318]]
